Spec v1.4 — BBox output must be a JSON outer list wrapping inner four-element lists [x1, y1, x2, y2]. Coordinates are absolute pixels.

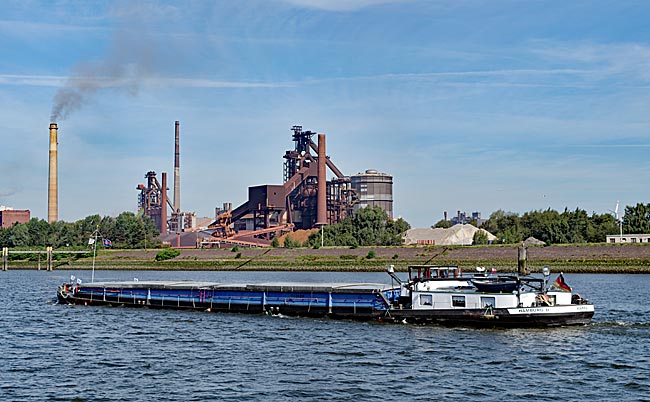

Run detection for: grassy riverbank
[[5, 243, 650, 273]]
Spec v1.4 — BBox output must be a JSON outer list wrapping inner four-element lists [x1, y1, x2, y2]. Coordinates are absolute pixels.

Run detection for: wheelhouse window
[[481, 297, 496, 308], [452, 295, 465, 307], [420, 294, 433, 306]]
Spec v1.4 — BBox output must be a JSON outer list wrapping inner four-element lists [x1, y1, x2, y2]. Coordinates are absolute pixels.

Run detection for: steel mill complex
[[138, 124, 394, 247], [47, 122, 393, 247]]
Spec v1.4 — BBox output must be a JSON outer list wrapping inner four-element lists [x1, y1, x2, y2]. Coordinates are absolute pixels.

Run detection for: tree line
[[0, 212, 160, 249], [473, 203, 650, 245], [4, 202, 645, 249], [301, 206, 410, 248]]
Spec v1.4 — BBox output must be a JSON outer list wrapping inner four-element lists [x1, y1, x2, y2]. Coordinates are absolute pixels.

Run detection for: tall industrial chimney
[[173, 120, 180, 214], [317, 133, 327, 225], [47, 123, 58, 223], [161, 172, 168, 234]]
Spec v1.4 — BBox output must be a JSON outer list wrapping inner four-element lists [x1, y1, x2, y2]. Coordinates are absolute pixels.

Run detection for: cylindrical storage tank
[[350, 169, 393, 218]]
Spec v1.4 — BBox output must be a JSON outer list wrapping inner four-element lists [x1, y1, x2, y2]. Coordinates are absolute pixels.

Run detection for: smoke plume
[[50, 30, 158, 122]]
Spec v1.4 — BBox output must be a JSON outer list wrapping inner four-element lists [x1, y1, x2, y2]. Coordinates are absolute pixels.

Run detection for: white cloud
[[0, 19, 103, 37], [0, 74, 290, 89], [530, 40, 650, 82], [281, 0, 414, 11]]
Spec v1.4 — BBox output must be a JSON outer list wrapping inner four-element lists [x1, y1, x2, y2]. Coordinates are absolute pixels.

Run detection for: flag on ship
[[551, 273, 572, 292], [102, 238, 112, 247]]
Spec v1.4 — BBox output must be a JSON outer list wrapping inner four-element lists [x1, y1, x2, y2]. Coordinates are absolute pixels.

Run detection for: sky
[[1, 0, 649, 228]]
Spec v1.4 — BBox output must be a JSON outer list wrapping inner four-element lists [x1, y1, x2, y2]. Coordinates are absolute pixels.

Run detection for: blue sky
[[1, 0, 649, 228]]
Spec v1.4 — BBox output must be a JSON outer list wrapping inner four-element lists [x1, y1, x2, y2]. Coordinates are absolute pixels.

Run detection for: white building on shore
[[606, 234, 650, 244]]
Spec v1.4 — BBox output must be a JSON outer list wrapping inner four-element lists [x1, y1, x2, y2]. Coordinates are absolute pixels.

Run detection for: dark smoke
[[50, 30, 158, 122]]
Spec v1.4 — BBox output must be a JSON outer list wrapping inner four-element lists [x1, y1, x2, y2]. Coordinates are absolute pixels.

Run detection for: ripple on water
[[2, 271, 650, 401]]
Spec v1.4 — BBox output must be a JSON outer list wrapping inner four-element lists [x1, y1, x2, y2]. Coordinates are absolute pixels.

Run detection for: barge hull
[[57, 281, 396, 320], [57, 279, 594, 327], [386, 307, 594, 327]]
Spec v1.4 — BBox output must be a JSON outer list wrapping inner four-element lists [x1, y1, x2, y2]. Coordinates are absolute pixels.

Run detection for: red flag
[[551, 273, 572, 292]]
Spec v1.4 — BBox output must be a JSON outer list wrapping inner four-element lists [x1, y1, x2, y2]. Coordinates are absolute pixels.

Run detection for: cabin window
[[452, 295, 465, 307], [420, 294, 433, 306], [481, 297, 496, 308]]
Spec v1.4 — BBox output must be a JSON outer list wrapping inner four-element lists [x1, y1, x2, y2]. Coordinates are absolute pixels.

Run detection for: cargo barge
[[57, 265, 594, 327], [58, 280, 397, 319]]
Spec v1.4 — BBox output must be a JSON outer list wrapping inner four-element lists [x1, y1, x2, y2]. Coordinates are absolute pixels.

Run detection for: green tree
[[481, 210, 523, 244], [305, 206, 410, 247], [8, 224, 30, 247], [26, 218, 51, 246], [623, 203, 650, 234], [155, 248, 180, 261], [521, 209, 569, 244], [51, 221, 77, 247], [432, 219, 452, 229], [562, 208, 590, 243], [588, 212, 619, 242], [478, 206, 640, 245], [284, 235, 297, 248], [101, 212, 158, 248], [473, 230, 489, 245]]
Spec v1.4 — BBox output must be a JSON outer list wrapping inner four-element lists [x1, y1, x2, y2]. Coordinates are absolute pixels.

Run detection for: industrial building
[[204, 126, 396, 246], [607, 234, 650, 244], [205, 126, 360, 246], [136, 121, 196, 235], [0, 206, 30, 228], [443, 210, 483, 227], [135, 123, 394, 247]]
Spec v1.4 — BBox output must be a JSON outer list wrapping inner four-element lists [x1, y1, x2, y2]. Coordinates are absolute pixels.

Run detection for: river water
[[1, 270, 648, 401]]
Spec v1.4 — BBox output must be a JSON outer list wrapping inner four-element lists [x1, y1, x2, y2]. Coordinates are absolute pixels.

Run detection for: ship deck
[[82, 281, 395, 294]]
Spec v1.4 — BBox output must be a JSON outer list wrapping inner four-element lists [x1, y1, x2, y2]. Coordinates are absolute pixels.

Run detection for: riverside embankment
[[5, 243, 650, 273]]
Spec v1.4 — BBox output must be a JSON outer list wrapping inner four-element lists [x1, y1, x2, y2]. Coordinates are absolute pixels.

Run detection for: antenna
[[609, 201, 623, 241], [617, 201, 623, 240]]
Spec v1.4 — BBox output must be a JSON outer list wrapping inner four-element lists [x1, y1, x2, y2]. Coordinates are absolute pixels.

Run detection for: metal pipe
[[309, 140, 345, 178], [48, 123, 58, 223], [173, 121, 180, 214], [161, 172, 168, 234], [317, 134, 327, 225]]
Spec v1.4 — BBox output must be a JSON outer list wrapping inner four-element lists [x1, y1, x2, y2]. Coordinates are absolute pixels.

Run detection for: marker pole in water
[[91, 228, 98, 283]]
